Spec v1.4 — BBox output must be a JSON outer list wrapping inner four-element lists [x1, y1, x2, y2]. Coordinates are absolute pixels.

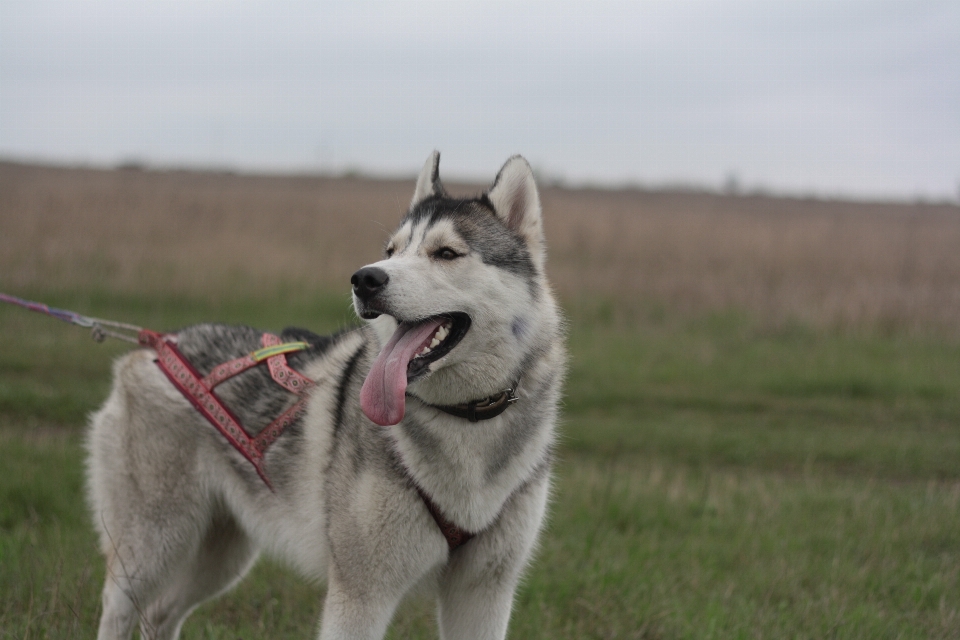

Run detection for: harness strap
[[201, 340, 311, 389], [416, 485, 475, 551], [138, 330, 313, 489], [261, 334, 314, 393], [201, 353, 260, 389]]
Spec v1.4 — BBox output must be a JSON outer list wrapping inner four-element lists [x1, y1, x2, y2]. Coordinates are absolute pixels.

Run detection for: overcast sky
[[1, 1, 958, 199]]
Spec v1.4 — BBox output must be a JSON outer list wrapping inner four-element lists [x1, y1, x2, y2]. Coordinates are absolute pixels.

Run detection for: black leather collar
[[408, 381, 520, 422]]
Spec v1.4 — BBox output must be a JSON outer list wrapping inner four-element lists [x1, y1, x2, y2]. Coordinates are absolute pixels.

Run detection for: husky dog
[[87, 152, 566, 640]]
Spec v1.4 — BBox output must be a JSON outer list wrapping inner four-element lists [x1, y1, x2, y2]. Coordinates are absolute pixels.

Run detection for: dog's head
[[352, 151, 557, 426]]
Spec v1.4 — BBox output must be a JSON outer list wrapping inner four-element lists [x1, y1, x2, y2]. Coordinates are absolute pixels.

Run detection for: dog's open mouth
[[405, 313, 470, 380], [360, 313, 470, 426]]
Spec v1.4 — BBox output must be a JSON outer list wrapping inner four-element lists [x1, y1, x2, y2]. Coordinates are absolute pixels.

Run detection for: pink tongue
[[360, 319, 444, 426]]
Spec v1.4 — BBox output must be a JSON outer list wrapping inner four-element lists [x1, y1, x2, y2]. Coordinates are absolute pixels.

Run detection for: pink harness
[[138, 330, 313, 489]]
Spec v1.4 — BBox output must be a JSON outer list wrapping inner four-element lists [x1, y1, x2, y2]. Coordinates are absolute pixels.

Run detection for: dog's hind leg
[[89, 352, 252, 640], [138, 509, 258, 640], [94, 526, 194, 640], [93, 501, 210, 640], [95, 560, 139, 640], [94, 507, 255, 640]]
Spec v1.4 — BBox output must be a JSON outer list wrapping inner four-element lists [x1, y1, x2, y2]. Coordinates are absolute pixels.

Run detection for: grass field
[[2, 163, 960, 638]]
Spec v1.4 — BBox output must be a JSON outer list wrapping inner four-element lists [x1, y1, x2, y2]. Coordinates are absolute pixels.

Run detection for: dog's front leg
[[319, 480, 449, 640], [318, 535, 446, 640], [437, 473, 550, 640], [317, 570, 403, 640], [437, 567, 518, 640]]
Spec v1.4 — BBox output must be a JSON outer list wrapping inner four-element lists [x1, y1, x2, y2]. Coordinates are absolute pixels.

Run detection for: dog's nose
[[351, 266, 390, 301]]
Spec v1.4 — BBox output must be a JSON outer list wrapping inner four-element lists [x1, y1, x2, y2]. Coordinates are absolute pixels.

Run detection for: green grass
[[2, 290, 960, 638], [566, 314, 960, 480]]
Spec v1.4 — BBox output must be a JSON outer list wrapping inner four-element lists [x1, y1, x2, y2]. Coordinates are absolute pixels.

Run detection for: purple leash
[[0, 292, 143, 344]]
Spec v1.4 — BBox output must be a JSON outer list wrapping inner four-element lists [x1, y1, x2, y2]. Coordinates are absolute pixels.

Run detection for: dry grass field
[[3, 161, 959, 331], [3, 161, 960, 638]]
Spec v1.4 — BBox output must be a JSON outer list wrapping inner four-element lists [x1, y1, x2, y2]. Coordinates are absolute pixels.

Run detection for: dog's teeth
[[436, 327, 448, 340], [430, 338, 441, 348]]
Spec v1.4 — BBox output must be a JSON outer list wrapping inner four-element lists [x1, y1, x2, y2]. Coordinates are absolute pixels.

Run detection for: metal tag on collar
[[505, 387, 519, 404]]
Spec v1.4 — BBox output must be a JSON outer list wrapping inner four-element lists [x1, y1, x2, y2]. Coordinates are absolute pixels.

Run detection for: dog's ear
[[485, 155, 544, 267], [410, 150, 447, 209]]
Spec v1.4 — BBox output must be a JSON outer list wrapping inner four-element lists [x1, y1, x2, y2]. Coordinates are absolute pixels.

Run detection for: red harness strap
[[138, 330, 313, 489], [416, 485, 474, 551], [137, 329, 474, 550]]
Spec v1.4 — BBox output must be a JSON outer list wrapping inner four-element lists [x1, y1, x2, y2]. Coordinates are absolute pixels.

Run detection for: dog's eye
[[385, 246, 395, 258], [435, 247, 460, 261]]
